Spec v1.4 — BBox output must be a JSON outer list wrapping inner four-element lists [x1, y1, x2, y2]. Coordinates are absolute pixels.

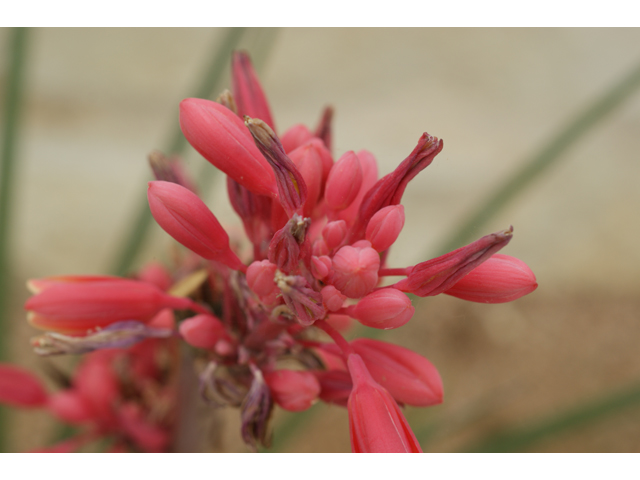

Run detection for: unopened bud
[[179, 314, 229, 349], [321, 285, 347, 312], [310, 255, 332, 280], [365, 205, 405, 252], [281, 124, 314, 153], [329, 244, 380, 298], [394, 227, 513, 297], [179, 98, 277, 197], [265, 370, 321, 412], [0, 364, 48, 408], [345, 288, 414, 330], [322, 220, 348, 250], [148, 181, 246, 272], [444, 254, 538, 303], [324, 151, 363, 211], [246, 260, 279, 297]]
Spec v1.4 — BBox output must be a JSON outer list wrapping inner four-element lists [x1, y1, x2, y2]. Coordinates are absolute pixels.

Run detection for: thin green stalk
[[0, 27, 29, 453], [435, 59, 640, 256], [110, 28, 247, 276], [461, 381, 640, 452]]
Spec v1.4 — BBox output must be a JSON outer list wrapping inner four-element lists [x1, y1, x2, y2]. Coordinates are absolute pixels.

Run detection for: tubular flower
[[20, 52, 537, 453], [347, 354, 422, 453]]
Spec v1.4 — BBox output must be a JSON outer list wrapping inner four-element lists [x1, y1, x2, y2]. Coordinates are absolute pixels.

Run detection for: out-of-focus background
[[1, 28, 640, 452]]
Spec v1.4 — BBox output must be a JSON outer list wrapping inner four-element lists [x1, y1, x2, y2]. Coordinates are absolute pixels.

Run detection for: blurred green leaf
[[110, 28, 248, 276], [436, 58, 640, 255], [0, 27, 29, 453], [463, 382, 640, 452]]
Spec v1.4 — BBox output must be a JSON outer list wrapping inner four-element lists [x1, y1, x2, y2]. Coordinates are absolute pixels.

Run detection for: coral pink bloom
[[288, 140, 325, 217], [0, 364, 48, 408], [345, 288, 414, 329], [179, 314, 228, 349], [394, 227, 513, 297], [347, 354, 422, 453], [351, 339, 442, 407], [25, 277, 200, 334], [148, 181, 246, 272], [179, 98, 277, 197], [445, 253, 538, 303], [265, 370, 321, 412], [329, 242, 380, 298], [324, 151, 363, 211], [232, 50, 276, 131], [48, 390, 94, 424], [281, 124, 313, 153], [365, 205, 405, 253]]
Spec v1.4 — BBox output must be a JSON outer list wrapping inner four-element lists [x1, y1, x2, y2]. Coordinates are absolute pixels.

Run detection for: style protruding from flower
[[20, 51, 537, 453]]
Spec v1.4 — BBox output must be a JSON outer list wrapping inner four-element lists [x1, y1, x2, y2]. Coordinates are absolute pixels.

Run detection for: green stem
[[0, 27, 29, 453], [109, 28, 247, 276], [435, 58, 640, 256], [461, 381, 640, 452]]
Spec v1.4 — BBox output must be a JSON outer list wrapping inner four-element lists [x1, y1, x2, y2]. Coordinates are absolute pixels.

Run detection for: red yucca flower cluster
[[1, 52, 537, 453]]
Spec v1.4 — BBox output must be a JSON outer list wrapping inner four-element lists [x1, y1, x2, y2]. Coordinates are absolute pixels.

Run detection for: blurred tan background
[[1, 28, 640, 452]]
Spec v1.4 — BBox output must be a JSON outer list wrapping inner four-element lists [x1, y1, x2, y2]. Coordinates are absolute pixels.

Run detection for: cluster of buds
[[18, 52, 537, 453], [0, 328, 177, 452]]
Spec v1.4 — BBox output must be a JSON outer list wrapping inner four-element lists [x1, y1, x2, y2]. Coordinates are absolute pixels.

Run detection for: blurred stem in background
[[0, 27, 29, 453], [435, 58, 640, 256], [110, 28, 279, 276], [109, 27, 247, 276], [459, 381, 640, 452]]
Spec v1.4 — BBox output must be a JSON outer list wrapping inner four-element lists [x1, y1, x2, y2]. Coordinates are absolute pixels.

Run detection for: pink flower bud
[[232, 51, 276, 130], [148, 150, 198, 194], [147, 308, 176, 330], [365, 205, 405, 252], [179, 314, 228, 349], [445, 254, 538, 303], [148, 181, 246, 272], [289, 140, 325, 216], [351, 133, 442, 241], [336, 149, 378, 225], [48, 390, 94, 424], [74, 352, 120, 422], [246, 260, 278, 297], [310, 255, 331, 280], [322, 220, 348, 250], [346, 288, 414, 329], [265, 370, 321, 412], [26, 277, 201, 334], [394, 227, 513, 297], [347, 354, 422, 453], [179, 98, 277, 197], [281, 124, 313, 153], [25, 278, 202, 334], [119, 402, 170, 452], [351, 339, 443, 406], [329, 244, 380, 298], [324, 151, 363, 211], [136, 261, 173, 291], [0, 364, 48, 408], [321, 285, 347, 311]]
